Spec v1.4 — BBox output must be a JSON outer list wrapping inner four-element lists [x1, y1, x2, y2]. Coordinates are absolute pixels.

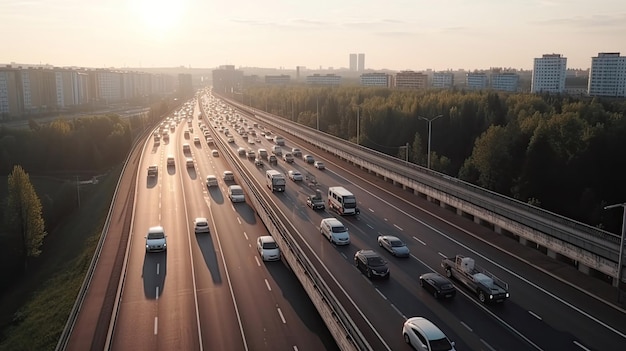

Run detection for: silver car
[[193, 217, 210, 234], [257, 236, 281, 261], [377, 235, 410, 257], [145, 226, 167, 253], [402, 317, 456, 351]]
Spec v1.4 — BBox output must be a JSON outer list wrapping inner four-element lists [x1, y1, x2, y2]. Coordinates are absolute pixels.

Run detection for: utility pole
[[418, 114, 443, 169]]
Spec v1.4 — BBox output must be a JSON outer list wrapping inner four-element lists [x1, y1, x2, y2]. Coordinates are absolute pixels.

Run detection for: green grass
[[0, 166, 121, 351]]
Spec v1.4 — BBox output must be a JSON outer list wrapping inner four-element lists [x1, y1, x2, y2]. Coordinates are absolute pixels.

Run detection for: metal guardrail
[[223, 97, 620, 266]]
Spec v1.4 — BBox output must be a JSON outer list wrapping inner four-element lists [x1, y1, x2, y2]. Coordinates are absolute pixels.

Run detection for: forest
[[234, 86, 626, 233]]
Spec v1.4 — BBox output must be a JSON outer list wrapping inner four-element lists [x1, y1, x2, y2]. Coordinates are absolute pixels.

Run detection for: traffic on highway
[[104, 89, 626, 350]]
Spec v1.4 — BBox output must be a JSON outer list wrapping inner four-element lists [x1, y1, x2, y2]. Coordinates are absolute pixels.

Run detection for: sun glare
[[134, 0, 184, 33]]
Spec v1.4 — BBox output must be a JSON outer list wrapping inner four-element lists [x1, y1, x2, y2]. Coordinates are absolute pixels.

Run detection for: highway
[[201, 91, 626, 351], [64, 92, 626, 351], [108, 99, 337, 350]]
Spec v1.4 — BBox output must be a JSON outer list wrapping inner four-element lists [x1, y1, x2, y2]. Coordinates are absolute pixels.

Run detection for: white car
[[303, 154, 315, 164], [377, 235, 410, 257], [167, 155, 175, 166], [193, 217, 210, 234], [228, 185, 245, 202], [223, 171, 234, 181], [314, 161, 325, 170], [145, 226, 167, 252], [257, 236, 280, 261], [211, 149, 219, 157], [288, 170, 303, 181], [206, 175, 218, 187], [402, 317, 456, 350]]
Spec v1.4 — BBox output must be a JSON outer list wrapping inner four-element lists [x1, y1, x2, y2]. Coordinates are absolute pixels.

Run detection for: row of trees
[[235, 86, 626, 232]]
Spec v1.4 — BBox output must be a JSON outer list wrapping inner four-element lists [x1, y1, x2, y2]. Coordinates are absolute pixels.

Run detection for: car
[[206, 137, 214, 145], [291, 148, 302, 157], [248, 138, 255, 145], [206, 175, 218, 187], [186, 158, 194, 168], [227, 137, 235, 143], [211, 149, 219, 157], [314, 161, 325, 170], [307, 190, 325, 210], [145, 226, 167, 252], [257, 236, 281, 261], [238, 147, 246, 156], [193, 217, 210, 234], [254, 157, 264, 167], [223, 171, 234, 181], [183, 143, 191, 153], [320, 218, 350, 245], [167, 155, 175, 166], [288, 170, 303, 181], [303, 154, 315, 164], [193, 136, 201, 145], [402, 317, 456, 351], [282, 152, 294, 163], [247, 149, 256, 159], [228, 185, 245, 202], [419, 272, 457, 299], [377, 235, 410, 257], [268, 155, 278, 165], [354, 250, 390, 279], [147, 165, 158, 177]]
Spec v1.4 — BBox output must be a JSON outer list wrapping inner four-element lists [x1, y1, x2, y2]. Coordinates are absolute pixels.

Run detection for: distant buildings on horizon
[[2, 51, 625, 119]]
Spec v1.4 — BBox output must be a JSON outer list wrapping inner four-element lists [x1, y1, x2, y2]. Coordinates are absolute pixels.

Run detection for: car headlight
[[489, 294, 493, 299]]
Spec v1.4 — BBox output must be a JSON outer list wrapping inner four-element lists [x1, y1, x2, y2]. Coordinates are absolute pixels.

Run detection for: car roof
[[148, 226, 164, 233], [421, 272, 449, 284], [258, 235, 275, 243], [322, 218, 343, 226], [195, 217, 208, 222], [405, 317, 447, 340], [357, 249, 380, 258], [381, 235, 400, 241]]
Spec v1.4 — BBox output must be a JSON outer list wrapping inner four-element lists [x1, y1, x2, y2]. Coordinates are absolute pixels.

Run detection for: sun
[[134, 0, 184, 33]]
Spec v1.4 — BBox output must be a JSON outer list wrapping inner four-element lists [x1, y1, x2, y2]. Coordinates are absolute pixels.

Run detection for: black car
[[354, 250, 390, 279], [419, 272, 456, 299]]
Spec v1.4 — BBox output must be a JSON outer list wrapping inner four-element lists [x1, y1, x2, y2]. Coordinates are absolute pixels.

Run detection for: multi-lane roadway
[[105, 91, 626, 351]]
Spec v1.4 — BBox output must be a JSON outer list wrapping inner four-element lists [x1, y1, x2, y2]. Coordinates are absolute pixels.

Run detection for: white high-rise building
[[349, 54, 357, 71], [531, 54, 567, 93], [358, 53, 365, 72], [588, 52, 626, 97], [466, 73, 488, 90]]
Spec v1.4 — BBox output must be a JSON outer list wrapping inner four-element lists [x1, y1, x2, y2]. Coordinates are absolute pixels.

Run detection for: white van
[[320, 218, 350, 245], [228, 185, 245, 203], [271, 145, 282, 156]]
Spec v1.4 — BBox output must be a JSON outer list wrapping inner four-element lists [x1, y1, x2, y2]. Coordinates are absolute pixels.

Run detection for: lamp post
[[400, 142, 409, 165], [605, 202, 626, 287], [316, 96, 319, 130], [418, 114, 443, 169], [356, 107, 360, 145]]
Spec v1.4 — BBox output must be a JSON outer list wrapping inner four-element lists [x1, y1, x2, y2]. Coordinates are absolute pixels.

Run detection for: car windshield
[[390, 239, 405, 247], [232, 189, 243, 195], [196, 221, 208, 227], [429, 337, 452, 351], [367, 256, 386, 267], [331, 226, 346, 233], [262, 242, 278, 249], [147, 232, 164, 240]]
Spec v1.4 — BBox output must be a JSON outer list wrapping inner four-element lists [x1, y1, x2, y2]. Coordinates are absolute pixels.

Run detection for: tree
[[6, 165, 47, 269]]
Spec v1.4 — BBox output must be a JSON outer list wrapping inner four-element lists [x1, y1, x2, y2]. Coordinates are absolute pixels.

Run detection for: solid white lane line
[[277, 308, 286, 324], [265, 279, 272, 291], [528, 310, 543, 321]]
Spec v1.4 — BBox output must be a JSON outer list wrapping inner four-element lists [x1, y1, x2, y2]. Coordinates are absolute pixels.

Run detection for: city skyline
[[1, 0, 625, 71]]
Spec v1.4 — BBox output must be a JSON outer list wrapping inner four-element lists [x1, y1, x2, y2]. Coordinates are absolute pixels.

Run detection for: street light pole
[[356, 107, 360, 145], [605, 202, 626, 287], [418, 114, 443, 169], [316, 96, 319, 130]]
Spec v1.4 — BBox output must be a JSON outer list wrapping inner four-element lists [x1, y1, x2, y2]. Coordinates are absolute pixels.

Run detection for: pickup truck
[[441, 255, 509, 303], [306, 190, 325, 210]]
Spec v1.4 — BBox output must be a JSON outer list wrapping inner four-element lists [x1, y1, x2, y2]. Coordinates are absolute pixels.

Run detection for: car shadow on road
[[265, 261, 340, 351], [195, 233, 222, 284], [142, 251, 167, 299], [208, 186, 224, 204], [167, 165, 175, 175], [233, 202, 258, 225]]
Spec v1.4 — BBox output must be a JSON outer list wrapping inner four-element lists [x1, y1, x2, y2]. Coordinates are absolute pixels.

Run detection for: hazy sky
[[2, 0, 625, 71]]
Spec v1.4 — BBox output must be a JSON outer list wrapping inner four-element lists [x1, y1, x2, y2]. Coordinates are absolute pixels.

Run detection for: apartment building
[[306, 74, 341, 85], [588, 52, 626, 97], [531, 54, 567, 93], [395, 71, 428, 89], [466, 72, 488, 90], [432, 72, 454, 88], [490, 72, 519, 92], [360, 72, 392, 87]]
